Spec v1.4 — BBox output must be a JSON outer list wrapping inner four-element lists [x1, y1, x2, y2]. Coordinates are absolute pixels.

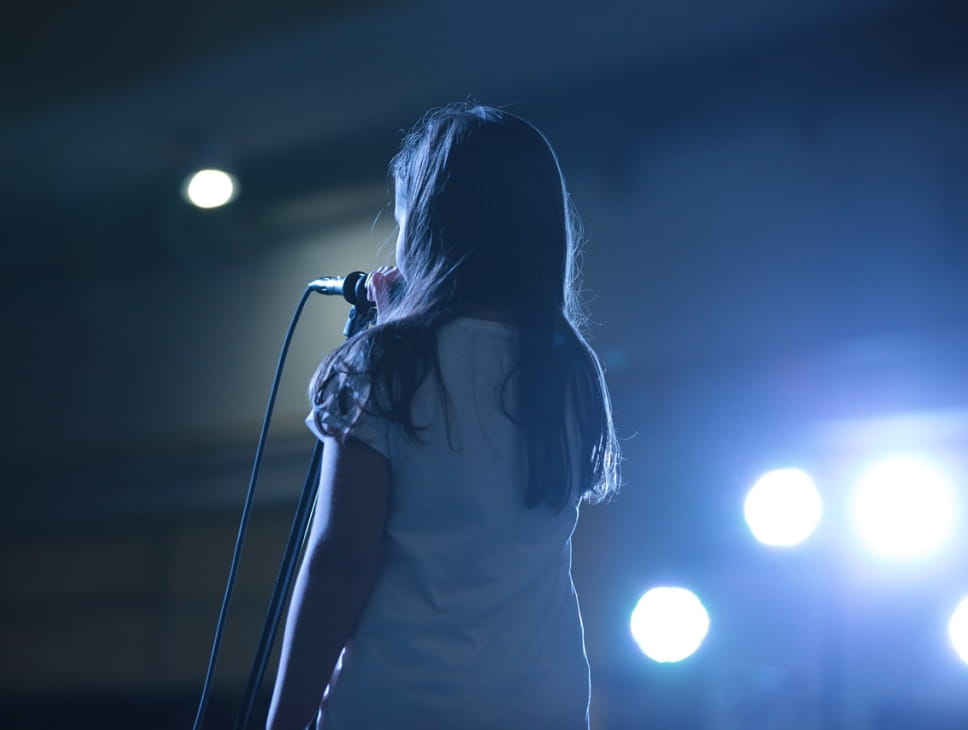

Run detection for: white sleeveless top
[[307, 317, 590, 730]]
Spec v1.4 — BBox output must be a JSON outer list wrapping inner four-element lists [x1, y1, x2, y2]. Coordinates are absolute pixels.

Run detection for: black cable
[[192, 285, 316, 730], [233, 439, 323, 730]]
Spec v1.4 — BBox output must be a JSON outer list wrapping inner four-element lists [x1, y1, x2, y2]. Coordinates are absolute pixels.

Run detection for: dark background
[[2, 0, 968, 727]]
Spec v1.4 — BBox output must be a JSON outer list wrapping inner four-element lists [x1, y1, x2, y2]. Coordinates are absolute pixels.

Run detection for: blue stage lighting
[[630, 587, 710, 663], [852, 457, 955, 559], [744, 468, 822, 547], [949, 596, 968, 665]]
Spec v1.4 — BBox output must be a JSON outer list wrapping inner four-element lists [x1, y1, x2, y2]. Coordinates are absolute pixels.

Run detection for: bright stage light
[[184, 168, 238, 209], [950, 597, 968, 665], [630, 587, 710, 663], [744, 468, 822, 547], [852, 457, 954, 559]]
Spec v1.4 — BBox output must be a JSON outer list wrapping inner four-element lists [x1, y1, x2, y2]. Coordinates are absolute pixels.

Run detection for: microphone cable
[[192, 274, 370, 730]]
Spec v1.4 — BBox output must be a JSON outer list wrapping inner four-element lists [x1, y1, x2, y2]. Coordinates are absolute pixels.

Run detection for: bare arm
[[266, 435, 390, 730]]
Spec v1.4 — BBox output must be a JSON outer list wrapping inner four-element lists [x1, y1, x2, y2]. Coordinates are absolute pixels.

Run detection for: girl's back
[[314, 318, 590, 729]]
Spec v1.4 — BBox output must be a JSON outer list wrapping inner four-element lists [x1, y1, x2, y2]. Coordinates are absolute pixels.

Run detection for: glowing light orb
[[950, 597, 968, 665], [630, 587, 710, 663], [852, 457, 954, 559], [744, 468, 822, 547], [184, 169, 237, 209]]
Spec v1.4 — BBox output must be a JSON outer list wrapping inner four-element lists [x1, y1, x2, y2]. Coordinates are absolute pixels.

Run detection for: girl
[[267, 102, 620, 730]]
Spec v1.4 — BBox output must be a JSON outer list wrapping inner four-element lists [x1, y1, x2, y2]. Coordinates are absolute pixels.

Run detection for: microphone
[[308, 271, 372, 309]]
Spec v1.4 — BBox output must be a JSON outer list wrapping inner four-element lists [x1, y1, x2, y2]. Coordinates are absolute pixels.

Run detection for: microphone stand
[[232, 297, 375, 730]]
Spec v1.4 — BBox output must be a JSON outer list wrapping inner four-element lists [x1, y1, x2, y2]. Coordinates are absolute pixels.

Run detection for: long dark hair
[[311, 102, 620, 512]]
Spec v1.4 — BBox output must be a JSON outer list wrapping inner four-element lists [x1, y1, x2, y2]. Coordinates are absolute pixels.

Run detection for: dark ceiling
[[1, 0, 398, 117], [8, 0, 963, 288]]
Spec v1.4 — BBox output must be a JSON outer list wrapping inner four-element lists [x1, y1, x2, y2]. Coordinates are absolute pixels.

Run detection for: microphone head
[[307, 271, 376, 313], [341, 271, 371, 308]]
